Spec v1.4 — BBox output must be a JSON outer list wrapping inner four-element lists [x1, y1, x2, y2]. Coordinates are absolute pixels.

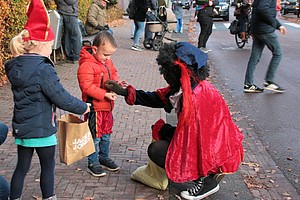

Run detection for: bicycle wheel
[[152, 36, 163, 51], [235, 32, 246, 48]]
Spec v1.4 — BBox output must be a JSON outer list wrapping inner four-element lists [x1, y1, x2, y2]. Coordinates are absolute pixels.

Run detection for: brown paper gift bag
[[57, 113, 95, 165]]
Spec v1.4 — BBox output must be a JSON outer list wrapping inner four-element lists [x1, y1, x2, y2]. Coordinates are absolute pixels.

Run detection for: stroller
[[143, 6, 177, 51]]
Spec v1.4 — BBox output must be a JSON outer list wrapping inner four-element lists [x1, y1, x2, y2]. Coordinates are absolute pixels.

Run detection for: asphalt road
[[208, 10, 300, 194]]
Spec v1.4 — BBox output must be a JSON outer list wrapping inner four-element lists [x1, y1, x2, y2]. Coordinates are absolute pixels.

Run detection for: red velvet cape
[[164, 80, 244, 183]]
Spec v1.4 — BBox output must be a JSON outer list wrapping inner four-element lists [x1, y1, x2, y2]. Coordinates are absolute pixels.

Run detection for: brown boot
[[241, 32, 246, 41]]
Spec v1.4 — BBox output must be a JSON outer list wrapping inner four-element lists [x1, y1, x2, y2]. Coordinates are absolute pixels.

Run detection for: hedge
[[0, 0, 122, 83]]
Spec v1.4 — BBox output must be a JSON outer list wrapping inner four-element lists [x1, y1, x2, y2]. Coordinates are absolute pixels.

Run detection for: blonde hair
[[10, 29, 39, 57]]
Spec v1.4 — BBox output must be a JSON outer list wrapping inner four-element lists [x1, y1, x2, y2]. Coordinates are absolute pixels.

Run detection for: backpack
[[229, 20, 239, 34], [127, 0, 136, 19]]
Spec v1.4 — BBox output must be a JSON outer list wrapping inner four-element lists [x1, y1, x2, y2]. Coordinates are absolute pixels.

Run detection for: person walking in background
[[55, 0, 82, 64], [195, 0, 219, 54], [144, 0, 158, 45], [0, 121, 9, 199], [276, 0, 282, 18], [85, 0, 111, 36], [234, 0, 251, 41], [77, 31, 125, 177], [130, 0, 148, 51], [4, 1, 90, 199], [105, 42, 244, 200], [172, 0, 185, 33], [243, 0, 287, 93]]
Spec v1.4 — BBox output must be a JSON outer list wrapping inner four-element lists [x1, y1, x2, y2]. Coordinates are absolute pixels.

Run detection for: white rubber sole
[[180, 184, 220, 200]]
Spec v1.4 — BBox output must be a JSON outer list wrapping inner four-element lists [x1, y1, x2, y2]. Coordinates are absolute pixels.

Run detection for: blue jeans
[[176, 18, 183, 33], [61, 15, 82, 61], [244, 32, 282, 85], [133, 20, 145, 46], [88, 134, 111, 165], [0, 176, 9, 200]]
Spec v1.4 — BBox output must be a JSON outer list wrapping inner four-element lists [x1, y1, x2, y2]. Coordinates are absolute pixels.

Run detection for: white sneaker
[[131, 45, 143, 51], [264, 81, 285, 93], [199, 47, 209, 54]]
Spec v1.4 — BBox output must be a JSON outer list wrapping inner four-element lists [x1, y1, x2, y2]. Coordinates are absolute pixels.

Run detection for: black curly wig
[[156, 42, 210, 96]]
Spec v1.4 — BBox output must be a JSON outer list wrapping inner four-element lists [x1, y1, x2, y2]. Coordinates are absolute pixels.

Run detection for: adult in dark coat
[[195, 0, 219, 53], [131, 0, 148, 51], [243, 0, 287, 93], [55, 0, 82, 63]]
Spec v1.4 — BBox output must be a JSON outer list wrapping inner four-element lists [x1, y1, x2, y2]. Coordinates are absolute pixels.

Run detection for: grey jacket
[[55, 0, 79, 17]]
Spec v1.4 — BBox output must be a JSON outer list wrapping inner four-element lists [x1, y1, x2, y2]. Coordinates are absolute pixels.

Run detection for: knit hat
[[175, 42, 208, 69], [173, 42, 208, 130], [23, 0, 55, 41]]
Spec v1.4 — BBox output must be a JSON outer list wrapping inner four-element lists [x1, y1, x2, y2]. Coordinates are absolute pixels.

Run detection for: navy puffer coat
[[251, 0, 281, 34], [5, 54, 87, 139]]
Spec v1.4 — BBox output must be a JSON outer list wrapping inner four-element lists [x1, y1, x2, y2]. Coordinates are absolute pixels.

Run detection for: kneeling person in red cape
[[105, 42, 244, 200]]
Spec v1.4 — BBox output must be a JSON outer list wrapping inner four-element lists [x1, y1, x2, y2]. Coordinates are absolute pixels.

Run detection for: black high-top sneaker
[[180, 175, 219, 200]]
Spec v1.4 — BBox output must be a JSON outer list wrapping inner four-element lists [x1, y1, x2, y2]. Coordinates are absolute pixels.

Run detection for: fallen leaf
[[128, 148, 136, 151], [282, 192, 290, 197], [269, 179, 275, 184], [76, 167, 82, 171], [32, 195, 41, 200]]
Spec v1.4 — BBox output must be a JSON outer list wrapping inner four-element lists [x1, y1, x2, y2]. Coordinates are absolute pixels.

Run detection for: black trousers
[[197, 15, 213, 48], [147, 140, 170, 169]]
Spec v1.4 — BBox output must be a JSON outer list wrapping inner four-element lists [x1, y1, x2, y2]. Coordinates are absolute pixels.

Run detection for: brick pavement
[[1, 9, 299, 200]]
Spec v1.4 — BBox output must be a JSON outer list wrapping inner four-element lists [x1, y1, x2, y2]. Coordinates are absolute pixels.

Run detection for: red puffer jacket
[[77, 46, 119, 111]]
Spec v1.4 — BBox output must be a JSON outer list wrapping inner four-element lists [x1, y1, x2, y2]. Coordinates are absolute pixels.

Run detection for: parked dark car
[[213, 0, 230, 21], [282, 0, 299, 15]]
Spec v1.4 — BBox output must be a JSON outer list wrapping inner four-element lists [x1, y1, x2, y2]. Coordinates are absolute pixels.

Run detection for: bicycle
[[234, 4, 252, 48], [235, 18, 251, 48]]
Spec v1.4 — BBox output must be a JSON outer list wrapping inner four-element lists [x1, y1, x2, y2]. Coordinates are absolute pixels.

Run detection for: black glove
[[96, 25, 106, 31], [105, 80, 128, 97], [159, 124, 176, 141]]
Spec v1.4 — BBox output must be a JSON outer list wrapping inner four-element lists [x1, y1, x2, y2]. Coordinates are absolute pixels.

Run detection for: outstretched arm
[[105, 80, 168, 108]]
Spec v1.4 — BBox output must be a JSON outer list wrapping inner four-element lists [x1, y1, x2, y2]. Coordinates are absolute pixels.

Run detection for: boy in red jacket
[[78, 31, 125, 177]]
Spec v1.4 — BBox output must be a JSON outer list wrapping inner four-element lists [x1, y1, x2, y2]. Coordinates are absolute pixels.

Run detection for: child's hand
[[105, 92, 117, 101], [118, 80, 128, 88]]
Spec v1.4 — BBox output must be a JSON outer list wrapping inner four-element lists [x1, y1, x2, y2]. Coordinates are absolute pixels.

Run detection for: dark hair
[[156, 42, 210, 95], [92, 31, 117, 48]]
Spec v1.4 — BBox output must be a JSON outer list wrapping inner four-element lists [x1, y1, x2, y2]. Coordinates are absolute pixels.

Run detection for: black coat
[[132, 0, 147, 22], [5, 55, 87, 139], [251, 0, 281, 34]]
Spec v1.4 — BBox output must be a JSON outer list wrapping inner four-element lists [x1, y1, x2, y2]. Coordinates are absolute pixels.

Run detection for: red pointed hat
[[23, 0, 55, 41]]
